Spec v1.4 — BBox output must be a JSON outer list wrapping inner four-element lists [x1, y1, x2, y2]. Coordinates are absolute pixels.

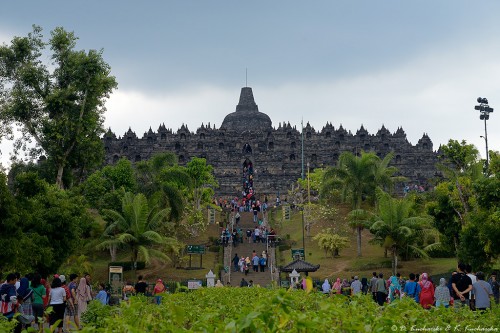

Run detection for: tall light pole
[[301, 119, 305, 180], [306, 162, 311, 237], [475, 97, 494, 169]]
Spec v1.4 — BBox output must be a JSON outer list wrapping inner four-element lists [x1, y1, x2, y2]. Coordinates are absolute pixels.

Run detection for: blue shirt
[[95, 290, 108, 305], [403, 281, 421, 302]]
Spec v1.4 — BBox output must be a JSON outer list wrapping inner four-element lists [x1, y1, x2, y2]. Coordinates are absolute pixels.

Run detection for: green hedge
[[73, 288, 499, 332]]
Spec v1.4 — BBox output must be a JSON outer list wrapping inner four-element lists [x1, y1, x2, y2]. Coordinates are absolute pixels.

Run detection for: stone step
[[226, 212, 274, 286]]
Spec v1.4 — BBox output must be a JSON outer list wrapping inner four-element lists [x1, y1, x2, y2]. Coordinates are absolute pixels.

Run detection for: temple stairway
[[222, 212, 277, 287]]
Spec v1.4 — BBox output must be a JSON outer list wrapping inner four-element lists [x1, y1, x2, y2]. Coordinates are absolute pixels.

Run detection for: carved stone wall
[[103, 87, 439, 197]]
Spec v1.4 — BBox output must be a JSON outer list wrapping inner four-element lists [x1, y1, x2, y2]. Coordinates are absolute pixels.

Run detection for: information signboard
[[108, 266, 123, 295], [291, 248, 305, 260], [186, 245, 206, 254], [187, 280, 203, 290]]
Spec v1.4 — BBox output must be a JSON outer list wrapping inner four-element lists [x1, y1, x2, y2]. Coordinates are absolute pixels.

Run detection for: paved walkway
[[221, 212, 277, 287]]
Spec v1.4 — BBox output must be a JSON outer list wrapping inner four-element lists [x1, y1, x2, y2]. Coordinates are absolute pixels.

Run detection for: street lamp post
[[474, 97, 494, 170], [301, 208, 305, 261]]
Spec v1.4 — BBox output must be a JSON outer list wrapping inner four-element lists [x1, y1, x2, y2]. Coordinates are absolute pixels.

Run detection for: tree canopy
[[0, 25, 117, 188]]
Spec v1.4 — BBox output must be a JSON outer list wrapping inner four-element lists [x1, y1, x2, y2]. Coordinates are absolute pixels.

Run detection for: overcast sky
[[1, 1, 500, 168]]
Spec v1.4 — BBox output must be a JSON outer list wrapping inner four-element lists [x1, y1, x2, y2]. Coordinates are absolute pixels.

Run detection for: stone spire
[[236, 87, 259, 112], [220, 87, 272, 132]]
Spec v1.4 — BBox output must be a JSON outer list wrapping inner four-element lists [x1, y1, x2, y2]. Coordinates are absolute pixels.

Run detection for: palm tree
[[322, 151, 406, 257], [97, 192, 178, 274], [135, 152, 190, 222], [370, 189, 431, 275], [322, 151, 378, 256], [372, 152, 406, 195]]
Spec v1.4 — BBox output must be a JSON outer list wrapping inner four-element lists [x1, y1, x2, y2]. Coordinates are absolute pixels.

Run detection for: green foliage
[[370, 189, 433, 274], [96, 192, 179, 268], [62, 255, 95, 277], [74, 288, 499, 332], [0, 315, 17, 332], [313, 228, 350, 257], [186, 157, 218, 210], [0, 170, 94, 274], [428, 140, 500, 269], [0, 25, 117, 188], [321, 151, 403, 257], [439, 139, 480, 172], [81, 300, 116, 328], [296, 167, 324, 195], [81, 158, 136, 209], [135, 152, 187, 222]]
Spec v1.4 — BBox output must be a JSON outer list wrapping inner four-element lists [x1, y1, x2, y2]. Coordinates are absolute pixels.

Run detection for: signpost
[[291, 248, 305, 260], [108, 266, 123, 296], [186, 245, 206, 269]]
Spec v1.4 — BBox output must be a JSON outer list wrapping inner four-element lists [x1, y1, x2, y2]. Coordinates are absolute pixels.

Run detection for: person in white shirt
[[466, 264, 477, 309], [351, 276, 362, 295], [48, 277, 67, 333]]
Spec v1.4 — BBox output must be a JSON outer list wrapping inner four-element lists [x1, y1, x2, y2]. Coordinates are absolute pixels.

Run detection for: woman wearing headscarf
[[332, 278, 342, 294], [418, 273, 435, 309], [388, 276, 401, 302], [434, 278, 451, 308], [361, 277, 368, 295], [321, 279, 331, 294], [301, 278, 307, 290], [17, 277, 34, 326], [76, 277, 92, 318], [341, 279, 351, 296]]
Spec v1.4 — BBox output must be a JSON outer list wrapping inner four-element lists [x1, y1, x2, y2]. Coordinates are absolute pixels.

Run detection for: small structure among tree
[[279, 259, 320, 275]]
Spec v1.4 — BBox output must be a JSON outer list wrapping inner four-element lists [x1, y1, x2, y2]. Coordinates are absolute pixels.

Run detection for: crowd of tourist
[[221, 225, 277, 246], [0, 272, 104, 332], [403, 183, 427, 195], [232, 250, 268, 275], [312, 263, 498, 311]]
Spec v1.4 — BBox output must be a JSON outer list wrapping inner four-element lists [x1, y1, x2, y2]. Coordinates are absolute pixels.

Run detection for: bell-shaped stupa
[[220, 87, 272, 132]]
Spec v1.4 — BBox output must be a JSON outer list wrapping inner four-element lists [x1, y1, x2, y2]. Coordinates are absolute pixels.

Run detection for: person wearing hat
[[351, 276, 362, 295], [153, 279, 166, 305]]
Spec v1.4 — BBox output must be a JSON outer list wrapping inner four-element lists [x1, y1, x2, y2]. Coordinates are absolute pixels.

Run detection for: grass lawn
[[88, 218, 223, 284]]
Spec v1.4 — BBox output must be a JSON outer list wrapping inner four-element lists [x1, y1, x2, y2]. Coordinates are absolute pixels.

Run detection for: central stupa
[[220, 87, 273, 132]]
